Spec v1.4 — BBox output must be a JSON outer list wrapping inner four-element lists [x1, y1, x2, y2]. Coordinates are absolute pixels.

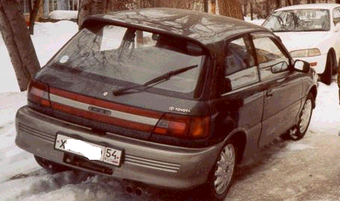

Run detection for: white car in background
[[262, 4, 340, 85]]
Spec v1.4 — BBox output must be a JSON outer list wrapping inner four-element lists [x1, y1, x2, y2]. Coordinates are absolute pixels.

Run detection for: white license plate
[[55, 134, 122, 166]]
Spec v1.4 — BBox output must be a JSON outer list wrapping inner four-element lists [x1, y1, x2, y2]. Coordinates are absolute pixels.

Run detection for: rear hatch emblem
[[169, 106, 191, 113]]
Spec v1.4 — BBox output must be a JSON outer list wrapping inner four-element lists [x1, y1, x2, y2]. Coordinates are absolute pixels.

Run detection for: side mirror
[[294, 60, 310, 72], [335, 23, 340, 32]]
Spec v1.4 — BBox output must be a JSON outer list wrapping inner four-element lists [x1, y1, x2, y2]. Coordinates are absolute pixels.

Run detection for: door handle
[[266, 90, 273, 97]]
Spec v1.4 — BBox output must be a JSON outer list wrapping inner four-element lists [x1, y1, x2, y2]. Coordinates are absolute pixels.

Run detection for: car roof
[[276, 3, 340, 11], [82, 8, 267, 54]]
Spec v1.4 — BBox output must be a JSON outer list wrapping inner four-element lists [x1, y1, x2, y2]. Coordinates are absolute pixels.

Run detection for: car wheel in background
[[285, 93, 314, 141], [321, 52, 335, 85], [205, 140, 237, 200], [34, 155, 71, 173]]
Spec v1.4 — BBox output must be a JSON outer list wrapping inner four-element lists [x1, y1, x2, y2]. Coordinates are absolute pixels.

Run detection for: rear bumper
[[15, 106, 223, 189]]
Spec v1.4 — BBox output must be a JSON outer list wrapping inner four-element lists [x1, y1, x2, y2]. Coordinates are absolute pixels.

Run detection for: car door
[[251, 33, 303, 148], [221, 34, 264, 148]]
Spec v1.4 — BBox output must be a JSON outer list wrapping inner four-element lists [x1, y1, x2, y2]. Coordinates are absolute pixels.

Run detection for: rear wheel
[[34, 155, 71, 173], [285, 93, 313, 141], [205, 141, 236, 200]]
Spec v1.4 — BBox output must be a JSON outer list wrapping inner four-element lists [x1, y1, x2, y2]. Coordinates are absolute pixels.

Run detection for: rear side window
[[224, 36, 259, 92]]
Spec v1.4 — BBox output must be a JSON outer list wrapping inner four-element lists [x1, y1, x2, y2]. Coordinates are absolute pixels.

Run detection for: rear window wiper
[[113, 64, 198, 96]]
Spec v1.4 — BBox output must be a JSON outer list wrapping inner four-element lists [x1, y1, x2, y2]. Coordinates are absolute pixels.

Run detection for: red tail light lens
[[153, 114, 210, 139], [27, 80, 51, 107]]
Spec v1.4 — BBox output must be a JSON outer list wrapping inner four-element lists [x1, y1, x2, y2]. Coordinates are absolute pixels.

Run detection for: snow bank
[[49, 10, 78, 20], [309, 82, 340, 136]]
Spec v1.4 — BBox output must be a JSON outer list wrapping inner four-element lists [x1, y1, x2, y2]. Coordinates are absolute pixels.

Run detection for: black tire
[[34, 155, 71, 173], [285, 93, 314, 141], [334, 58, 339, 76], [204, 140, 237, 200], [321, 52, 335, 85]]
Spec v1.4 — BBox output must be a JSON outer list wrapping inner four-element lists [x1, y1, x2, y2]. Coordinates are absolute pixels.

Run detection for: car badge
[[169, 106, 191, 113], [88, 106, 111, 116]]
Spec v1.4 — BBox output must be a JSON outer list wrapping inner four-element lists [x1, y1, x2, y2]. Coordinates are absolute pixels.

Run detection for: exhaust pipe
[[126, 185, 134, 194], [125, 184, 144, 196], [135, 187, 143, 196]]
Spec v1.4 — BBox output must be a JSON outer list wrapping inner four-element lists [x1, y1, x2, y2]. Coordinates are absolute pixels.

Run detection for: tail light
[[27, 80, 51, 107], [153, 113, 210, 139]]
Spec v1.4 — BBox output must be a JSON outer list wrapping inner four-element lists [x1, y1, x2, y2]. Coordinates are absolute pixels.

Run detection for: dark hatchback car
[[15, 8, 317, 200]]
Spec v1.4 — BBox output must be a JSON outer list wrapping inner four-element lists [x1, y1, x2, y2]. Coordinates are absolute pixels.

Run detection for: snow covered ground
[[0, 17, 340, 201]]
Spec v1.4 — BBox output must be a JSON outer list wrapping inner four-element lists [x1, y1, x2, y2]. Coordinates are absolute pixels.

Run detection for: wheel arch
[[224, 130, 247, 164]]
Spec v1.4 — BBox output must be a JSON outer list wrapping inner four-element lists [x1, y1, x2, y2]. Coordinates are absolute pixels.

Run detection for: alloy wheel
[[299, 99, 312, 134], [214, 144, 236, 195]]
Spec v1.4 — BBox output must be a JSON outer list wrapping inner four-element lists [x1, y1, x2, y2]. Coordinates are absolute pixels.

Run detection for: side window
[[252, 35, 289, 81], [224, 36, 259, 92], [333, 8, 340, 25]]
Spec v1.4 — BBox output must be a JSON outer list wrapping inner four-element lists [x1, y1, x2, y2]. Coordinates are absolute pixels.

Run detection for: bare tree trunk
[[293, 0, 301, 4], [250, 1, 253, 20], [218, 0, 243, 20], [209, 0, 216, 14], [0, 0, 40, 91], [28, 0, 41, 35], [243, 2, 247, 17], [204, 0, 208, 12], [57, 0, 69, 10], [136, 0, 143, 46], [152, 0, 191, 9], [265, 0, 270, 17], [276, 0, 281, 8], [154, 0, 161, 7], [78, 0, 108, 27]]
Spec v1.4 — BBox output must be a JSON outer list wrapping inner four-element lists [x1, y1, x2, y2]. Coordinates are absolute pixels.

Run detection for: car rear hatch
[[27, 23, 212, 147]]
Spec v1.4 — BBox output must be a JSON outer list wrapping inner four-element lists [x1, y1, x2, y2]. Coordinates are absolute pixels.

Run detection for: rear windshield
[[48, 24, 207, 97]]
